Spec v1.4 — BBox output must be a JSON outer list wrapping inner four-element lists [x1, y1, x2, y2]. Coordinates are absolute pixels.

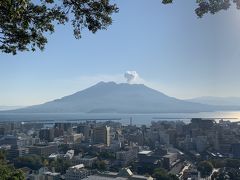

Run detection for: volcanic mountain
[[7, 82, 240, 113]]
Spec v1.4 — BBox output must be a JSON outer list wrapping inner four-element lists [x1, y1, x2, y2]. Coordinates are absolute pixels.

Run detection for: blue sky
[[1, 0, 240, 106]]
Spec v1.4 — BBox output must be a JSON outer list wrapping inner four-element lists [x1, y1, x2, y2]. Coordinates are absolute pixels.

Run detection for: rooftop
[[70, 164, 84, 170], [83, 175, 127, 180], [138, 151, 152, 155]]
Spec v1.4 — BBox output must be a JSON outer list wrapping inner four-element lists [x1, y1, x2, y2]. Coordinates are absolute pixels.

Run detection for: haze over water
[[0, 111, 239, 125]]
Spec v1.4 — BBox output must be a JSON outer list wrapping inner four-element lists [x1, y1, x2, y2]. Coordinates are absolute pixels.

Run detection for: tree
[[225, 159, 240, 169], [93, 160, 106, 171], [163, 0, 240, 18], [0, 150, 24, 180], [0, 0, 118, 54], [211, 168, 240, 180], [0, 164, 25, 180], [210, 159, 225, 168], [49, 158, 73, 174], [153, 168, 178, 180], [197, 161, 213, 178], [211, 158, 240, 169], [1, 1, 240, 55], [14, 155, 43, 170], [98, 151, 115, 160]]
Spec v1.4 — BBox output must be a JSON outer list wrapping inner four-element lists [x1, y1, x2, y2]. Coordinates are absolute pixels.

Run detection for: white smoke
[[124, 71, 139, 83]]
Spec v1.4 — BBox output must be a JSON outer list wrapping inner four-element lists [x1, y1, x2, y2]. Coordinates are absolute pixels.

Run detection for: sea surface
[[0, 111, 240, 125]]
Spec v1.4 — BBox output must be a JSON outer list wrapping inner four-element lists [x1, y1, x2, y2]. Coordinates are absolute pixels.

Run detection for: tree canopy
[[197, 161, 213, 178], [14, 155, 44, 170], [163, 0, 240, 18], [153, 168, 178, 180], [0, 150, 25, 180], [0, 0, 118, 54], [1, 0, 240, 55]]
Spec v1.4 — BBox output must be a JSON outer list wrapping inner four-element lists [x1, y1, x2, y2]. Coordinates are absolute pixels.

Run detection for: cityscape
[[0, 118, 239, 179], [1, 0, 240, 180]]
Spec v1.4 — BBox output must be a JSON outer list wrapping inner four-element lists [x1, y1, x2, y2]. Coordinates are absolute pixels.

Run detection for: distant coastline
[[0, 111, 239, 125]]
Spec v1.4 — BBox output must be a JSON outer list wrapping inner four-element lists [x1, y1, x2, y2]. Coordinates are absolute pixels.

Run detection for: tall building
[[93, 126, 110, 146], [195, 136, 208, 152], [191, 118, 215, 129], [77, 125, 92, 141], [55, 123, 72, 132], [232, 143, 240, 158], [39, 128, 54, 142]]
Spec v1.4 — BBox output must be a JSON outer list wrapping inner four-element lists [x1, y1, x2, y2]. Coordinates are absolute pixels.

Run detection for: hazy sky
[[1, 0, 240, 106]]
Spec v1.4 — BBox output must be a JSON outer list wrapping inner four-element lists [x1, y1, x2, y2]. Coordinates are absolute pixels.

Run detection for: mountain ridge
[[0, 106, 25, 111], [4, 82, 240, 113], [186, 96, 240, 106]]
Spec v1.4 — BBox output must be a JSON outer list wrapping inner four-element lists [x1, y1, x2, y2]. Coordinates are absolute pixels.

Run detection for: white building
[[83, 168, 153, 180], [64, 150, 74, 160]]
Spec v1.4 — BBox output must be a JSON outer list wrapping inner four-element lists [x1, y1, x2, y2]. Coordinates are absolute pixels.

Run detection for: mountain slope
[[186, 96, 240, 106], [0, 106, 24, 111], [7, 82, 240, 113]]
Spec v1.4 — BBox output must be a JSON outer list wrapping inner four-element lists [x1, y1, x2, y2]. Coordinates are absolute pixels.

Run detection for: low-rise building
[[28, 144, 58, 156], [64, 164, 95, 180], [64, 150, 74, 160], [84, 168, 153, 180], [7, 147, 29, 160], [64, 133, 83, 143], [71, 156, 98, 168], [116, 148, 138, 166], [43, 171, 61, 180], [163, 152, 178, 170]]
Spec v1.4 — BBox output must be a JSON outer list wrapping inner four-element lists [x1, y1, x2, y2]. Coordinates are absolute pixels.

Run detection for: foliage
[[58, 144, 69, 154], [211, 167, 240, 180], [225, 159, 240, 169], [211, 158, 240, 169], [0, 150, 6, 162], [49, 158, 73, 174], [98, 151, 115, 160], [0, 0, 118, 54], [162, 0, 240, 18], [14, 155, 43, 170], [1, 1, 240, 55], [14, 153, 73, 174], [93, 160, 106, 171], [153, 168, 178, 180], [197, 161, 213, 178], [138, 163, 155, 175], [0, 164, 25, 180], [210, 159, 225, 168], [0, 150, 24, 180]]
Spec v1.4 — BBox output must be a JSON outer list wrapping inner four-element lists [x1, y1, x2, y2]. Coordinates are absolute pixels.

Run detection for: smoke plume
[[124, 71, 139, 83]]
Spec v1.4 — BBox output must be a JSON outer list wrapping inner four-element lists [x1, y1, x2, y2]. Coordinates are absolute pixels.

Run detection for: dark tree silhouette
[[197, 161, 213, 178], [153, 168, 178, 180], [1, 0, 240, 55], [163, 0, 240, 18], [0, 0, 118, 54]]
